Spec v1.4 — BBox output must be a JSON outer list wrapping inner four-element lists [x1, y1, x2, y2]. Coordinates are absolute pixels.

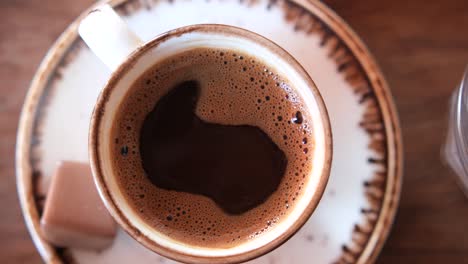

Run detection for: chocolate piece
[[40, 161, 116, 250]]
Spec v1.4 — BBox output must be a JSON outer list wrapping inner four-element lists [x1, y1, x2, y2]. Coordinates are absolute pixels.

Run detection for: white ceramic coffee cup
[[80, 4, 332, 263]]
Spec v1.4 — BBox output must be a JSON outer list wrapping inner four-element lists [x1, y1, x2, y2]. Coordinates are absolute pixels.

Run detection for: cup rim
[[89, 23, 332, 264]]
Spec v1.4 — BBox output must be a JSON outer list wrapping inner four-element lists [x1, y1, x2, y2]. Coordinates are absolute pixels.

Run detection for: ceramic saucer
[[16, 0, 403, 263]]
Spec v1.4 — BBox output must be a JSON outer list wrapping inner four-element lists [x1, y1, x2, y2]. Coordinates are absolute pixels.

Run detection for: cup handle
[[78, 4, 143, 70]]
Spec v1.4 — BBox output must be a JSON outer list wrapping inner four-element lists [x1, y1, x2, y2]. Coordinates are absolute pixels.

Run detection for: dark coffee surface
[[111, 47, 315, 248], [140, 80, 287, 215]]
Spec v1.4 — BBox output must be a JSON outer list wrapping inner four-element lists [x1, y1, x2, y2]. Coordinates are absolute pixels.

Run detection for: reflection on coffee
[[111, 47, 315, 248]]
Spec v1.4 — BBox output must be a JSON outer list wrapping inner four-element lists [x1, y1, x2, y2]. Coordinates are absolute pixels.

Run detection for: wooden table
[[1, 0, 467, 263]]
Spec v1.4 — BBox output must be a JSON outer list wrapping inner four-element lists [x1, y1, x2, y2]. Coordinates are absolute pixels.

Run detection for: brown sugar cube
[[40, 161, 117, 250]]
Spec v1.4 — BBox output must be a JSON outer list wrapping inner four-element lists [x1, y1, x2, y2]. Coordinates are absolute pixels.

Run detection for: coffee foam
[[110, 47, 315, 248]]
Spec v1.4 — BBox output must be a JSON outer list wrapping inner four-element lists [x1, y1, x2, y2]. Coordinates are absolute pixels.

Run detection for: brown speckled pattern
[[30, 40, 86, 203]]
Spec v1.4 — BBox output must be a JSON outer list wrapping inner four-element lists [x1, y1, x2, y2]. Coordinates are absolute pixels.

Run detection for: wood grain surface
[[1, 0, 467, 263]]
